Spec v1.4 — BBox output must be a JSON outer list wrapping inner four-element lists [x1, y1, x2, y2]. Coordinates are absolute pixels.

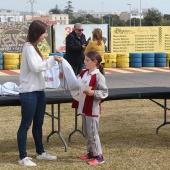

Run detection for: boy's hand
[[83, 90, 94, 96]]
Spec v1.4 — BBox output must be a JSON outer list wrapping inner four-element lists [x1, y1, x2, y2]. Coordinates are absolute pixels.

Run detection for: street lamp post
[[139, 0, 142, 26], [28, 0, 36, 19], [101, 2, 104, 24], [127, 4, 131, 26]]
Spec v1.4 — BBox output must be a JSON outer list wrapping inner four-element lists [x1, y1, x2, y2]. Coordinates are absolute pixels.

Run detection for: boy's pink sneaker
[[79, 152, 94, 160], [88, 156, 104, 166]]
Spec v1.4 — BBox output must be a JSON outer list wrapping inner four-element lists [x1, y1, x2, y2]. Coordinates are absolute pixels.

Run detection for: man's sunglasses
[[76, 29, 84, 32]]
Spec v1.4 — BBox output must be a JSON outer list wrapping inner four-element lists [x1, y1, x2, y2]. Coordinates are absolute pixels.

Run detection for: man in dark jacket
[[65, 23, 87, 75]]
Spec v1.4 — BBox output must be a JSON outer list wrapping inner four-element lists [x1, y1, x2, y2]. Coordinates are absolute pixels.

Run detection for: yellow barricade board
[[111, 26, 170, 53]]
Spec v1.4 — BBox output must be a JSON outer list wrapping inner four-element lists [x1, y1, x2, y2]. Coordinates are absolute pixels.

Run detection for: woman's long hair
[[27, 20, 47, 59], [92, 28, 103, 46]]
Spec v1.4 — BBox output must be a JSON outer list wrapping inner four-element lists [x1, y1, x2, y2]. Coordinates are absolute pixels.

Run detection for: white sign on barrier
[[55, 24, 109, 52]]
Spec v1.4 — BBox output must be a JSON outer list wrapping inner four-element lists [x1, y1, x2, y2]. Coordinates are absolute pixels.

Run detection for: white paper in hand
[[73, 77, 92, 101]]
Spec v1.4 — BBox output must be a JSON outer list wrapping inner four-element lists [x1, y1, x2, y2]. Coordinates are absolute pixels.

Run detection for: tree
[[164, 14, 170, 20], [49, 4, 61, 14], [70, 14, 101, 24], [161, 14, 170, 26], [103, 14, 126, 26], [84, 14, 101, 24], [63, 1, 74, 22], [127, 18, 140, 26], [160, 19, 170, 26], [143, 8, 163, 26], [71, 16, 85, 24]]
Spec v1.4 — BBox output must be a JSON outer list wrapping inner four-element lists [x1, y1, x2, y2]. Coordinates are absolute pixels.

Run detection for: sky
[[1, 0, 170, 14]]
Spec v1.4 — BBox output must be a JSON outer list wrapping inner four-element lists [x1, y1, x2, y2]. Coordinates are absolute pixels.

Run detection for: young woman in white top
[[17, 20, 61, 166]]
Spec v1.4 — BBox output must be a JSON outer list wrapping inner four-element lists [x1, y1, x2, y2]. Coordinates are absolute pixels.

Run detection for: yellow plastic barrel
[[166, 53, 170, 67], [3, 53, 20, 70], [104, 53, 117, 68], [116, 53, 129, 68]]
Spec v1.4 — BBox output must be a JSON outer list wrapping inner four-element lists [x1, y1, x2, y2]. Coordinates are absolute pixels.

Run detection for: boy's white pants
[[82, 114, 102, 156]]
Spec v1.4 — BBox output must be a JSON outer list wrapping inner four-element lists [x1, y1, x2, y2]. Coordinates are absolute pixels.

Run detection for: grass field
[[1, 99, 170, 170]]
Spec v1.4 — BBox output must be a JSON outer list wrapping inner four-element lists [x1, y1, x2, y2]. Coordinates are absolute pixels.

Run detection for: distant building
[[0, 7, 148, 25], [26, 14, 69, 25], [119, 12, 129, 22], [74, 9, 120, 18], [49, 13, 69, 25], [0, 9, 69, 25], [120, 9, 148, 21], [0, 9, 23, 23]]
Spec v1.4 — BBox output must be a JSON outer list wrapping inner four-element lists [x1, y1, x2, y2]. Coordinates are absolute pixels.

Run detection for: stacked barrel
[[3, 53, 20, 70], [129, 53, 142, 68], [142, 53, 155, 67], [0, 52, 168, 70], [154, 52, 166, 67], [116, 53, 129, 68], [104, 53, 117, 68], [166, 53, 170, 67], [103, 52, 168, 68]]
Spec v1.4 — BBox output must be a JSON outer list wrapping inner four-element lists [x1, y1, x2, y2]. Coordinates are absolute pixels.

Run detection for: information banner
[[162, 27, 170, 51], [0, 22, 51, 54], [55, 24, 108, 52], [110, 26, 170, 53]]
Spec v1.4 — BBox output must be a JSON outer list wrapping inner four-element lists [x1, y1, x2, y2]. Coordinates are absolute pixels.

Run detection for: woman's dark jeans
[[17, 91, 46, 159]]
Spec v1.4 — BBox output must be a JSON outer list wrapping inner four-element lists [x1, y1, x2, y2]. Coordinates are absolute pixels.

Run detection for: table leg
[[156, 99, 170, 134], [46, 104, 67, 152], [68, 109, 84, 142], [150, 99, 170, 134]]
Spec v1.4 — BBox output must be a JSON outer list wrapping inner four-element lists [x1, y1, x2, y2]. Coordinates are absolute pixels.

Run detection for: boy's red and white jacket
[[72, 69, 108, 117]]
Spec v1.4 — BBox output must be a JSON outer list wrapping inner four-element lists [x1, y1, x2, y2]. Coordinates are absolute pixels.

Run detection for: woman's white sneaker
[[36, 152, 57, 160], [19, 157, 36, 166]]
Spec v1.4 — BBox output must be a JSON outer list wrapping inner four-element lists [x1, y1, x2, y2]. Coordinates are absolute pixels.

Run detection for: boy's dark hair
[[86, 51, 104, 75]]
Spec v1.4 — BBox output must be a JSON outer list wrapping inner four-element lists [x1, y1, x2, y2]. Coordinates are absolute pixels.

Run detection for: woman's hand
[[59, 72, 63, 79], [54, 56, 62, 62]]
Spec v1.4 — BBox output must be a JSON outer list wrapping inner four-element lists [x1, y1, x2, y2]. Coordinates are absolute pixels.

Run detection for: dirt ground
[[1, 99, 170, 170]]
